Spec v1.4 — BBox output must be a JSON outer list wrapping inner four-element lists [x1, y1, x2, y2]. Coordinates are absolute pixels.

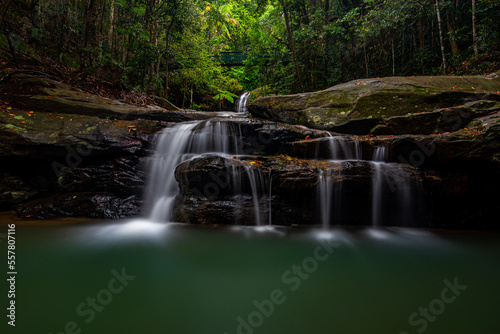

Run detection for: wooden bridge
[[212, 52, 248, 66]]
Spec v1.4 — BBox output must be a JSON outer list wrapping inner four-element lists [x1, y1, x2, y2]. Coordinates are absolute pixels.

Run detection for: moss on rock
[[249, 74, 500, 134]]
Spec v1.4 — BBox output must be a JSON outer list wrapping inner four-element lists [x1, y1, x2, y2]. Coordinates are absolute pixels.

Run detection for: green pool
[[2, 218, 499, 334]]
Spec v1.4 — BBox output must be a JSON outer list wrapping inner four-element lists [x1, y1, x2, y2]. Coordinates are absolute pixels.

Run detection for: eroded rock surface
[[249, 74, 500, 134]]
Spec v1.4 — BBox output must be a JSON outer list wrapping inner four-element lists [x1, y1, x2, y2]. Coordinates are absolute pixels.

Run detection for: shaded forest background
[[1, 0, 499, 110]]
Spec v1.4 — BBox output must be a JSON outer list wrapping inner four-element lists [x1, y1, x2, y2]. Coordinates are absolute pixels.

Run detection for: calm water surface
[[2, 217, 499, 334]]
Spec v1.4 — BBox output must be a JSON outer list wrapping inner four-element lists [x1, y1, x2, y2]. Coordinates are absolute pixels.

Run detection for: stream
[[2, 94, 499, 334]]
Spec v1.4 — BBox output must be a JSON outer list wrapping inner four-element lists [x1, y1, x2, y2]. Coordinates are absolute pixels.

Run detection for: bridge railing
[[212, 52, 247, 65]]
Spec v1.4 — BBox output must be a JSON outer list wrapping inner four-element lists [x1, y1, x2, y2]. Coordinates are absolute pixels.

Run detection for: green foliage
[[214, 90, 239, 103], [2, 0, 499, 102]]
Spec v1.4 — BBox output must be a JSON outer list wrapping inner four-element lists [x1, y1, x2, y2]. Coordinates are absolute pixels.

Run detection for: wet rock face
[[196, 117, 332, 155], [170, 103, 500, 229], [249, 75, 500, 134], [17, 193, 142, 219], [14, 157, 148, 219], [172, 155, 425, 227], [0, 105, 157, 218], [56, 157, 147, 196], [0, 73, 167, 217]]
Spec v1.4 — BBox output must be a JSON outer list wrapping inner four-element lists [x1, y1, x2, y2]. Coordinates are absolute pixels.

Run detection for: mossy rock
[[249, 74, 500, 134], [3, 72, 191, 122]]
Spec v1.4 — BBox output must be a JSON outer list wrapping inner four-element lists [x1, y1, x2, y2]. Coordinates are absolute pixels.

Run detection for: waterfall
[[371, 162, 419, 227], [371, 162, 384, 227], [372, 146, 388, 162], [317, 168, 343, 228], [143, 117, 270, 226], [142, 114, 421, 227], [371, 146, 389, 226], [268, 174, 273, 225], [243, 165, 267, 226], [316, 143, 421, 228], [318, 170, 333, 228], [324, 134, 362, 160], [315, 135, 361, 228], [143, 120, 243, 222], [143, 122, 197, 221], [235, 92, 251, 113]]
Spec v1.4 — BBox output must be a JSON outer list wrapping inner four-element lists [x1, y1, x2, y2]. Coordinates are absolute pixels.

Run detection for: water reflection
[[64, 219, 455, 247], [71, 219, 172, 244]]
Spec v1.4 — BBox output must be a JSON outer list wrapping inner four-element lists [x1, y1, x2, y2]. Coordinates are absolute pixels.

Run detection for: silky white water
[[235, 92, 251, 113], [143, 119, 244, 221]]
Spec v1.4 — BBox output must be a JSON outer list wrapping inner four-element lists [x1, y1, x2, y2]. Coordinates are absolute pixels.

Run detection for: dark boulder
[[173, 155, 423, 227]]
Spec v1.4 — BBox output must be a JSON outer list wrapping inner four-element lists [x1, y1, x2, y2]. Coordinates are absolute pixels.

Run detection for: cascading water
[[371, 162, 384, 227], [316, 142, 421, 228], [235, 92, 251, 113], [143, 116, 270, 225], [371, 146, 388, 226], [370, 162, 419, 226], [314, 135, 361, 228], [143, 122, 198, 221], [370, 145, 421, 227], [324, 134, 362, 160], [143, 112, 421, 227], [318, 170, 333, 228], [243, 164, 267, 226], [143, 119, 244, 222], [372, 146, 388, 162], [268, 175, 273, 225]]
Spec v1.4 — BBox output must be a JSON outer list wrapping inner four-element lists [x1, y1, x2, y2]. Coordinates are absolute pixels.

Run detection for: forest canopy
[[1, 0, 499, 110]]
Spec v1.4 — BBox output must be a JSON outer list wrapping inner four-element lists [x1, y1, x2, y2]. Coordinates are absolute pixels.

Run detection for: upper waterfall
[[235, 92, 251, 113]]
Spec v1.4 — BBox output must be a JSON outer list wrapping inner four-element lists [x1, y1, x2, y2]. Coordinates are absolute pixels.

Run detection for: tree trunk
[[310, 54, 315, 90], [82, 0, 95, 48], [107, 0, 115, 52], [412, 27, 417, 58], [81, 0, 97, 69], [472, 0, 479, 57], [446, 10, 459, 55], [123, 32, 132, 69], [419, 18, 425, 51], [435, 0, 448, 73], [322, 0, 330, 86], [363, 38, 369, 78], [149, 20, 158, 85], [402, 29, 405, 65], [282, 1, 305, 92], [3, 29, 17, 63], [419, 18, 425, 74], [98, 0, 104, 40], [431, 19, 434, 51], [391, 37, 395, 76], [164, 20, 174, 99], [58, 1, 67, 57]]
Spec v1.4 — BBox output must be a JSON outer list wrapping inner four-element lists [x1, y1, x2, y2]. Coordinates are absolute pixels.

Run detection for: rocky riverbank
[[248, 74, 500, 134], [2, 71, 499, 229]]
